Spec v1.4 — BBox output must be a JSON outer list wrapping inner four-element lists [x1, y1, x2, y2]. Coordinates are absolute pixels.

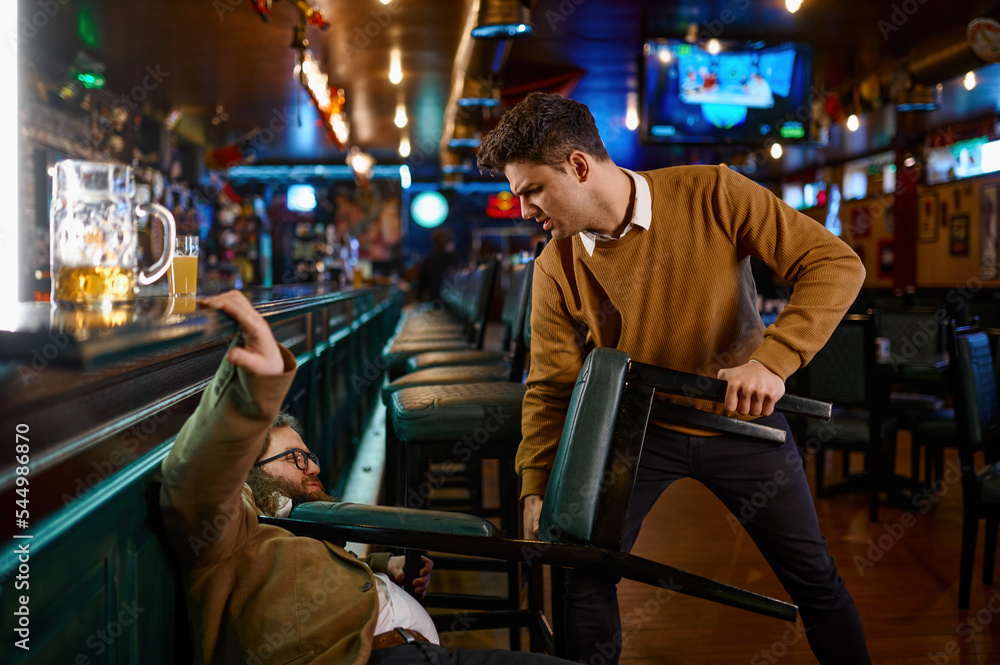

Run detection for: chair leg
[[910, 437, 922, 486], [403, 442, 429, 511], [384, 420, 402, 507], [500, 457, 522, 650], [868, 443, 881, 524], [551, 566, 568, 658], [984, 519, 998, 585], [959, 513, 979, 610]]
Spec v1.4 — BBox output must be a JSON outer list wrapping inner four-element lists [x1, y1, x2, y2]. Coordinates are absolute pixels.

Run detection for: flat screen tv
[[641, 39, 813, 145]]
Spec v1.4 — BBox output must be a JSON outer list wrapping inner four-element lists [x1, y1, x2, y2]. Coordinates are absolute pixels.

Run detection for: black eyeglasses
[[254, 448, 319, 471]]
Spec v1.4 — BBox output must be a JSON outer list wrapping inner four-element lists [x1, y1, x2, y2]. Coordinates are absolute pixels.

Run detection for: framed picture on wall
[[917, 193, 938, 243], [950, 214, 970, 256], [878, 240, 894, 278], [980, 184, 999, 280]]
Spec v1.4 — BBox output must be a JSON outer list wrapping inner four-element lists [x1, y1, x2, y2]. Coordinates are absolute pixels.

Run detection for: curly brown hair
[[477, 92, 610, 174]]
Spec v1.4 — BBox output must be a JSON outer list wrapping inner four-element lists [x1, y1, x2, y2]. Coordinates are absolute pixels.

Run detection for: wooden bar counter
[[0, 284, 403, 664]]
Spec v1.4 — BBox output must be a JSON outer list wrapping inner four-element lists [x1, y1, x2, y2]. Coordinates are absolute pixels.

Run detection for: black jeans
[[369, 642, 572, 665], [562, 413, 871, 665]]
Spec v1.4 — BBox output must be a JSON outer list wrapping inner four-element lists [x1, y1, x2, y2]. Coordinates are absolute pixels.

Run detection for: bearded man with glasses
[[159, 291, 574, 665]]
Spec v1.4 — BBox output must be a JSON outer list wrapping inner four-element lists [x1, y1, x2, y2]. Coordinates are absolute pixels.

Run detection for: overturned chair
[[260, 348, 832, 651]]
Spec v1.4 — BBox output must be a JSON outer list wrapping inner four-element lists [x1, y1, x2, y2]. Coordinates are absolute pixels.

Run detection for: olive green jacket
[[160, 344, 390, 665]]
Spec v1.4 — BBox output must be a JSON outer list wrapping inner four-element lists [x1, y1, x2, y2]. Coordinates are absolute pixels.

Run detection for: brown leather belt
[[371, 628, 431, 650]]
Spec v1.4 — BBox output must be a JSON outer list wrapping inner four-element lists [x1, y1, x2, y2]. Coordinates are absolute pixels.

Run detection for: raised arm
[[714, 166, 865, 414], [159, 291, 296, 568]]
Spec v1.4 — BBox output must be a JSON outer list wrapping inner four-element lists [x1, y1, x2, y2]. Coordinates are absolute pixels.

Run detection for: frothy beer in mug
[[54, 266, 137, 304]]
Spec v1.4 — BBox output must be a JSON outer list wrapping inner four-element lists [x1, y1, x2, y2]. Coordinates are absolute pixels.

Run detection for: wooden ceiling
[[18, 0, 1000, 181]]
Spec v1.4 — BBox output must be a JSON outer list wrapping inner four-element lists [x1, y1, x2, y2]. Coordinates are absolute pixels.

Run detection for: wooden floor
[[428, 438, 1000, 664]]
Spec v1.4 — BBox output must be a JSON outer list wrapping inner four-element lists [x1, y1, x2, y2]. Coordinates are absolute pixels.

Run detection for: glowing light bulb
[[625, 107, 639, 131], [389, 49, 402, 85], [785, 0, 803, 13], [399, 135, 411, 157], [964, 71, 977, 91], [770, 143, 783, 159], [394, 104, 407, 128], [707, 39, 721, 55], [658, 48, 672, 64], [846, 114, 859, 132]]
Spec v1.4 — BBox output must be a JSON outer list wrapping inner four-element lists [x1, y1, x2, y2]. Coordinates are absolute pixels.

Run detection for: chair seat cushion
[[289, 501, 501, 538], [890, 392, 945, 411], [381, 365, 512, 405], [383, 340, 474, 369], [407, 350, 509, 373], [909, 410, 956, 445], [977, 463, 1000, 505], [802, 408, 898, 444], [391, 331, 468, 344], [390, 382, 526, 442]]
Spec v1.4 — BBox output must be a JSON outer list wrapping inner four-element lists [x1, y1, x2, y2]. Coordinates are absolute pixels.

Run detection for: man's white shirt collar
[[579, 169, 652, 256]]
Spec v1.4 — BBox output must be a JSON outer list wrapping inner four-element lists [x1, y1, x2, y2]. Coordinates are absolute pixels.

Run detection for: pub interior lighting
[[785, 0, 803, 13], [294, 50, 349, 148], [399, 135, 411, 158], [389, 48, 403, 85], [394, 103, 408, 128], [964, 71, 977, 90], [770, 142, 783, 159], [896, 82, 942, 112], [346, 146, 375, 181], [471, 0, 533, 38], [625, 93, 639, 131], [707, 39, 721, 55], [458, 76, 501, 107], [847, 114, 860, 132]]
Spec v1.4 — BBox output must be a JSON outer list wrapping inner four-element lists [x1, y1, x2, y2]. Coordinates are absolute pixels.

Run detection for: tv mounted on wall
[[641, 39, 813, 145]]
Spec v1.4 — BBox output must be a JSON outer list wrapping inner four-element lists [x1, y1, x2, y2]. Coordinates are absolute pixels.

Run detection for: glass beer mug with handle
[[50, 160, 176, 307]]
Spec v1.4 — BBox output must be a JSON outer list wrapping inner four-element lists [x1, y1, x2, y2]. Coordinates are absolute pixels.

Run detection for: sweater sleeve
[[714, 165, 865, 379], [516, 259, 587, 500], [159, 341, 298, 569]]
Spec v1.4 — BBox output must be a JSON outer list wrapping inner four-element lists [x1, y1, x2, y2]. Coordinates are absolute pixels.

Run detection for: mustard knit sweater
[[518, 164, 865, 499]]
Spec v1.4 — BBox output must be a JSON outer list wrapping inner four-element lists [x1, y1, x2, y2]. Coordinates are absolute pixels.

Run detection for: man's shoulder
[[639, 164, 724, 186], [536, 237, 578, 276]]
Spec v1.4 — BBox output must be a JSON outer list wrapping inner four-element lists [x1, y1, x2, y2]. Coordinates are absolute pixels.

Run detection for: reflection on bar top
[[0, 284, 390, 369]]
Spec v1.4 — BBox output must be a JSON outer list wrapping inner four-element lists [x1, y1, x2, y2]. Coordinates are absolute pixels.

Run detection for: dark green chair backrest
[[803, 312, 875, 408], [500, 262, 529, 330], [877, 307, 945, 364], [951, 325, 1000, 456], [539, 348, 630, 548]]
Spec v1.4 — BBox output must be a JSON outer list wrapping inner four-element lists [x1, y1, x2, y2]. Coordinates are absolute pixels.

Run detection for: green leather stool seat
[[407, 349, 509, 373], [381, 365, 512, 406], [390, 382, 526, 442], [383, 339, 474, 371], [289, 502, 502, 537], [977, 463, 1000, 504], [391, 331, 469, 344]]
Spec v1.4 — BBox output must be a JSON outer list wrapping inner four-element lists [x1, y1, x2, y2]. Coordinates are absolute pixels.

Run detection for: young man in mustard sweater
[[477, 93, 870, 665]]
